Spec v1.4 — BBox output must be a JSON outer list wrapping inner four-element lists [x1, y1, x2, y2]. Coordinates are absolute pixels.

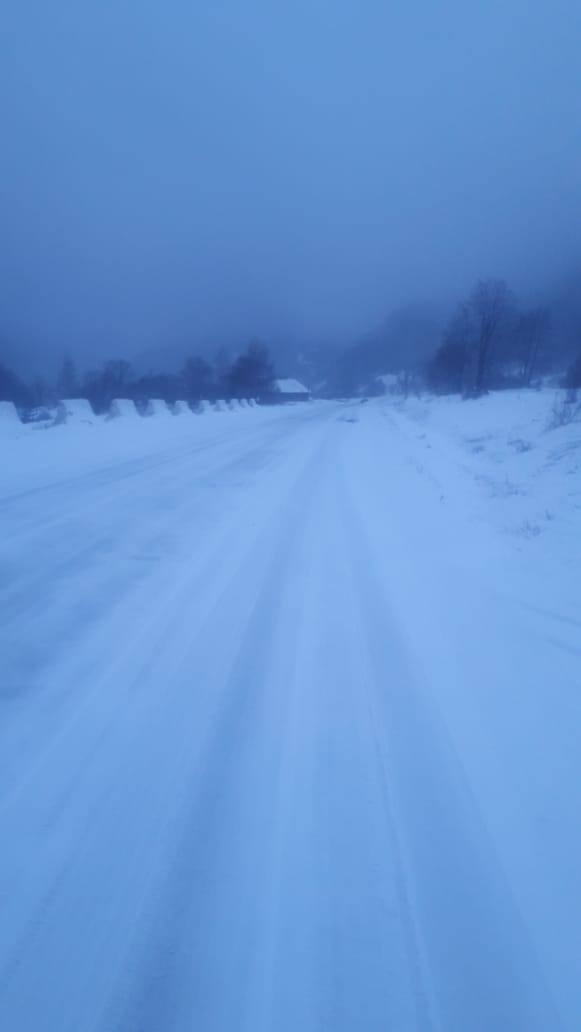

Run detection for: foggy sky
[[2, 0, 581, 371]]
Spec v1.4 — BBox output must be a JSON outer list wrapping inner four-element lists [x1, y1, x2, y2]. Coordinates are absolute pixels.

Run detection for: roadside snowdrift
[[385, 388, 581, 560]]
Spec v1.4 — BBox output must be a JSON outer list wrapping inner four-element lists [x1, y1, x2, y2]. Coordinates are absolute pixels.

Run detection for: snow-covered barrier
[[56, 398, 97, 426], [172, 400, 192, 416], [143, 398, 172, 418], [0, 400, 23, 429], [213, 400, 227, 412], [107, 398, 140, 420], [190, 400, 213, 414]]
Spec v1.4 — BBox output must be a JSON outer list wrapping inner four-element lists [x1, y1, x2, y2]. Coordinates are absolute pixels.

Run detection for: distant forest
[[0, 341, 278, 414], [325, 278, 581, 398], [2, 276, 581, 413]]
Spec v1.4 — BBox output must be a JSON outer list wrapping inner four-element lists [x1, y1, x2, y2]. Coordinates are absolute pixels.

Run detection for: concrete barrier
[[172, 400, 193, 415], [56, 398, 97, 425], [107, 398, 140, 419], [144, 398, 172, 418], [0, 400, 23, 433]]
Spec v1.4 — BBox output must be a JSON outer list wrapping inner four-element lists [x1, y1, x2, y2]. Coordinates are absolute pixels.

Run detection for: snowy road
[[1, 401, 579, 1030]]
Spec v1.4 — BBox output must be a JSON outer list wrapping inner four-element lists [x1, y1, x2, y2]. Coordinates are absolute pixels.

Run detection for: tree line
[[2, 277, 581, 411], [321, 278, 581, 399], [426, 279, 580, 396], [0, 341, 276, 413]]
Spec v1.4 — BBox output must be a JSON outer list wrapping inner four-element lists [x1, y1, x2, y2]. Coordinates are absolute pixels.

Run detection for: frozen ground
[[0, 392, 579, 1030]]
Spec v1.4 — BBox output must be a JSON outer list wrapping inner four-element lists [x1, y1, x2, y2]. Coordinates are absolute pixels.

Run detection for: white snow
[[0, 389, 579, 1030], [376, 372, 400, 391]]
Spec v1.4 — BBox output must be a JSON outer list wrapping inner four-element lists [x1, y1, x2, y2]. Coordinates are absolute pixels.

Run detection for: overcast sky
[[2, 0, 581, 369]]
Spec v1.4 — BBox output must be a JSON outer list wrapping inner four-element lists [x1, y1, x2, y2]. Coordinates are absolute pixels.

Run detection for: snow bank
[[107, 398, 140, 420], [387, 387, 581, 557]]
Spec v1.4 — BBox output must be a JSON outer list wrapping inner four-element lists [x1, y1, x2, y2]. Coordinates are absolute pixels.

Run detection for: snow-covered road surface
[[1, 399, 579, 1030]]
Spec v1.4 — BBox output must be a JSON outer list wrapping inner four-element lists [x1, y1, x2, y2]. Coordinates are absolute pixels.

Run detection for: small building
[[270, 378, 311, 403]]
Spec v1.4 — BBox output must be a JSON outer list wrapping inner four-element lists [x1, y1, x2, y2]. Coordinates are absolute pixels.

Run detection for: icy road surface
[[1, 399, 580, 1030]]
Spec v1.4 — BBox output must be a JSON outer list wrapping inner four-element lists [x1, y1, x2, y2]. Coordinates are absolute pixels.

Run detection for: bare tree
[[83, 359, 132, 413], [467, 279, 514, 394], [57, 353, 78, 398], [0, 362, 32, 406], [515, 307, 550, 386], [228, 340, 275, 399], [30, 375, 51, 407], [182, 356, 214, 401], [565, 351, 581, 390]]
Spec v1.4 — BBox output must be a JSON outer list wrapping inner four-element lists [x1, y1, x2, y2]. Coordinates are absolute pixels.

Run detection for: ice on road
[[0, 399, 579, 1030]]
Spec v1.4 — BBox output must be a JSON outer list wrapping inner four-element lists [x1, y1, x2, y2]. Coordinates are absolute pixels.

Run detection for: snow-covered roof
[[377, 373, 399, 387], [275, 378, 310, 394]]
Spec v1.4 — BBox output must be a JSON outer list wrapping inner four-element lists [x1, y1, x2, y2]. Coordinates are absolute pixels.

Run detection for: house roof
[[275, 378, 310, 394]]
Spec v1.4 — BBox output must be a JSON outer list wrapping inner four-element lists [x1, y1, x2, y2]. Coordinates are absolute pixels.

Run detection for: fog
[[2, 0, 581, 374]]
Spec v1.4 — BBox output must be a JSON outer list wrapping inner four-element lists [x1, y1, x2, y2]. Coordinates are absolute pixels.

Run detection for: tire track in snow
[[0, 406, 337, 794], [105, 427, 422, 1032], [102, 440, 329, 1032], [0, 414, 338, 1031], [0, 400, 568, 1031]]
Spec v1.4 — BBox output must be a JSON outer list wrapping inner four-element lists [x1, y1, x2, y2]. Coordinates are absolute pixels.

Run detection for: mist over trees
[[324, 305, 440, 397], [81, 343, 276, 413], [228, 342, 275, 399], [57, 355, 79, 400], [182, 357, 215, 402], [0, 340, 278, 413], [332, 277, 579, 400], [516, 308, 550, 388], [2, 270, 581, 411], [0, 363, 32, 408], [426, 280, 553, 397]]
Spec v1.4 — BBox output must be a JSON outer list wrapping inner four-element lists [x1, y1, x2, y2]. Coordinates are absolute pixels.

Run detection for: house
[[270, 378, 311, 403]]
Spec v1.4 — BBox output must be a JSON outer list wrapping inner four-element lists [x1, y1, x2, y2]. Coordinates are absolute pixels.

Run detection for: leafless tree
[[57, 353, 79, 398], [467, 279, 514, 394], [515, 307, 550, 386], [182, 356, 214, 400]]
